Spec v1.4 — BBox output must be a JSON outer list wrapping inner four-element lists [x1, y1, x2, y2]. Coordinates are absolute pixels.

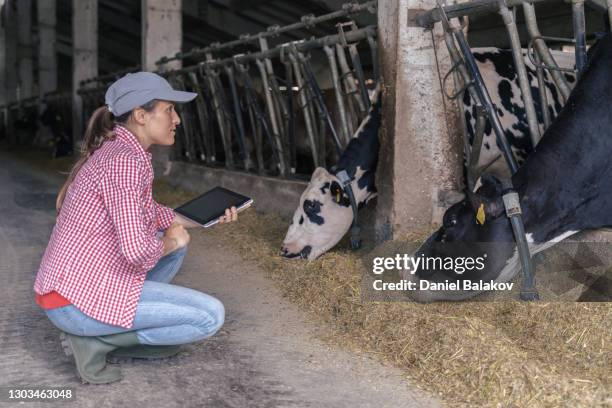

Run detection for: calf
[[406, 34, 612, 302]]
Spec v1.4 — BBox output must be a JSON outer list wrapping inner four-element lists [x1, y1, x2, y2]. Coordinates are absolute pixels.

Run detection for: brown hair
[[56, 100, 158, 214]]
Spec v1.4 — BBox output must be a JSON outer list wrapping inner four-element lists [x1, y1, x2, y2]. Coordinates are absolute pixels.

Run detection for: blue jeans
[[44, 246, 225, 345]]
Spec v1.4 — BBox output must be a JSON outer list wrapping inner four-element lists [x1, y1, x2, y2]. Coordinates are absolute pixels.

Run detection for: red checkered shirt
[[34, 125, 175, 328]]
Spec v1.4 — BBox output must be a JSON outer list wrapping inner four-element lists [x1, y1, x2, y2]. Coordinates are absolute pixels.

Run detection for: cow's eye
[[450, 218, 457, 226]]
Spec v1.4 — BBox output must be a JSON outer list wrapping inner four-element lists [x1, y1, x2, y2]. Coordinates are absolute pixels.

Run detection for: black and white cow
[[465, 48, 575, 178], [280, 48, 572, 261], [405, 33, 612, 302], [281, 89, 381, 260]]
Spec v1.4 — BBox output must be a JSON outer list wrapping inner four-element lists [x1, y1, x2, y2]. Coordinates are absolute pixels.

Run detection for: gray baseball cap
[[105, 71, 197, 116]]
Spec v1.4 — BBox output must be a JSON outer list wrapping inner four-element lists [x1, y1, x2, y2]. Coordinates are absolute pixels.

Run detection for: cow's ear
[[467, 189, 504, 225], [478, 175, 504, 197], [311, 167, 330, 182], [466, 188, 482, 210]]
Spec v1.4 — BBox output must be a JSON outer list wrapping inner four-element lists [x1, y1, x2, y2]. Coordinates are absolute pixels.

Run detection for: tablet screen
[[174, 187, 252, 227]]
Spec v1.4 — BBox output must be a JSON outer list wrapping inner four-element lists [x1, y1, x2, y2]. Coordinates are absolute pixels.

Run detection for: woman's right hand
[[164, 223, 190, 249]]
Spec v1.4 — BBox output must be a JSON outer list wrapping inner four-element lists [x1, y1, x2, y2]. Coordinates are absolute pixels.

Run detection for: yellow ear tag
[[476, 203, 486, 225], [336, 191, 341, 203]]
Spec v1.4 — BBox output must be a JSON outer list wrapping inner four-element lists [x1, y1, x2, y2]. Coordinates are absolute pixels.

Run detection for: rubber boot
[[60, 331, 143, 384], [60, 332, 123, 384], [107, 345, 181, 363]]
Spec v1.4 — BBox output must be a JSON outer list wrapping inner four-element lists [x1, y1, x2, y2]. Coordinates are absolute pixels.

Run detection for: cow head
[[281, 166, 368, 260], [406, 176, 518, 302]]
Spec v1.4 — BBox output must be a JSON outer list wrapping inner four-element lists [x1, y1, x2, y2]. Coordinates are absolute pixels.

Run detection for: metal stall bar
[[235, 60, 283, 174], [188, 71, 214, 163], [467, 106, 488, 190], [211, 64, 239, 166], [338, 22, 371, 111], [336, 43, 366, 118], [418, 0, 548, 26], [522, 2, 572, 102], [255, 57, 288, 175], [324, 45, 351, 145], [196, 67, 218, 164], [288, 51, 321, 168], [80, 65, 140, 87], [166, 27, 377, 78], [366, 31, 379, 86], [417, 0, 572, 102], [572, 0, 588, 76], [296, 52, 327, 167], [224, 64, 251, 170], [173, 75, 201, 162], [441, 28, 491, 189], [259, 37, 291, 172], [202, 61, 235, 169], [498, 1, 541, 146], [182, 74, 208, 163], [245, 88, 266, 174], [156, 1, 377, 65], [445, 19, 520, 173], [436, 6, 538, 300], [296, 49, 344, 157], [533, 51, 551, 129], [280, 46, 297, 173]]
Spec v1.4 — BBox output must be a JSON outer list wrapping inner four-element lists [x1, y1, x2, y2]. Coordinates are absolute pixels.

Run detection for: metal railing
[[75, 2, 379, 178]]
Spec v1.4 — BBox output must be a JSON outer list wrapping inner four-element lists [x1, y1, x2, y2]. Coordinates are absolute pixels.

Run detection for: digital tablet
[[174, 186, 253, 228]]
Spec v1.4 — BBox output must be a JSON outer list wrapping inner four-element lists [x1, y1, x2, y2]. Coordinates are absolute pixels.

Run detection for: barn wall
[[375, 0, 463, 242]]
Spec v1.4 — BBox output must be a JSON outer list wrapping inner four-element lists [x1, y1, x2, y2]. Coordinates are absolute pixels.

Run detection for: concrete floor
[[0, 151, 440, 408]]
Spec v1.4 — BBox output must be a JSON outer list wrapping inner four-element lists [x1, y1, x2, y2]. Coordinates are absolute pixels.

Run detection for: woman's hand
[[218, 206, 238, 224], [164, 223, 190, 248]]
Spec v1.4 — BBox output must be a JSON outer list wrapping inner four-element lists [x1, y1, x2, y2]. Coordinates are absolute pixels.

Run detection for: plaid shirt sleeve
[[154, 201, 175, 230], [100, 154, 164, 271]]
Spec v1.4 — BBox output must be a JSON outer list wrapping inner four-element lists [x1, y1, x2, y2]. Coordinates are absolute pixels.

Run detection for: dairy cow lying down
[[281, 47, 571, 260], [406, 33, 612, 302]]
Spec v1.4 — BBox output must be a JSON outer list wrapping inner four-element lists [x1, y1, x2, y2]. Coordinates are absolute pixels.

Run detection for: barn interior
[[0, 0, 611, 407]]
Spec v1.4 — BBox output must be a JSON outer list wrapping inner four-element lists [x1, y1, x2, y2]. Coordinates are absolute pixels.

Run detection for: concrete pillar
[[142, 0, 182, 171], [5, 0, 18, 104], [38, 0, 57, 97], [72, 0, 98, 149], [141, 0, 182, 72], [4, 0, 18, 143], [17, 0, 34, 99], [0, 3, 5, 139], [0, 3, 6, 108], [375, 0, 463, 242]]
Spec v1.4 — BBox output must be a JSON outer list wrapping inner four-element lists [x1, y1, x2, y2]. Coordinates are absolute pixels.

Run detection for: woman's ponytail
[[56, 106, 115, 213]]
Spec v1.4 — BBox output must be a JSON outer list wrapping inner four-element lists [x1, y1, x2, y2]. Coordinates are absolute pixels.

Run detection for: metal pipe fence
[[75, 7, 379, 178]]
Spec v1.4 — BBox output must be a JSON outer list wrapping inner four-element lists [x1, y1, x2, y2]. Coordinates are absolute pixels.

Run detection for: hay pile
[[153, 181, 611, 408], [14, 150, 610, 407]]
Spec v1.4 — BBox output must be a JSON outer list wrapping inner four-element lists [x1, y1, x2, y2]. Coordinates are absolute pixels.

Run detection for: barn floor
[[0, 148, 440, 408]]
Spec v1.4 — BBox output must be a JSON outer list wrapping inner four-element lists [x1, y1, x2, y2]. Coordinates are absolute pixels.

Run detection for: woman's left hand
[[218, 206, 238, 224]]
